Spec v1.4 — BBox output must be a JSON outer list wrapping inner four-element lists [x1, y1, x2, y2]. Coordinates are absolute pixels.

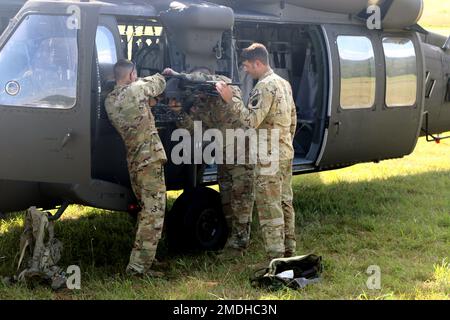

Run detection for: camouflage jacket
[[105, 74, 167, 172], [228, 69, 297, 162]]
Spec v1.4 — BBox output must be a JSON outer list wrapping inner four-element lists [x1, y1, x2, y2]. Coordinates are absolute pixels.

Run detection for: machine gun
[[181, 78, 240, 98], [164, 74, 240, 112]]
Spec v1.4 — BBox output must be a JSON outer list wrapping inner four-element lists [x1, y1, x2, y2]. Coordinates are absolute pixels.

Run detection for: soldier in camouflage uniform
[[217, 43, 297, 260], [105, 59, 167, 276], [163, 67, 255, 254]]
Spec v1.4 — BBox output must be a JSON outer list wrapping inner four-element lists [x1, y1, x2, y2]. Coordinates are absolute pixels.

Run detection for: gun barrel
[[204, 81, 241, 86]]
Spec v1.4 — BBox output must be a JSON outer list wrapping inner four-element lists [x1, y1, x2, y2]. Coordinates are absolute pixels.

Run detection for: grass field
[[421, 0, 450, 35], [1, 135, 449, 300], [421, 0, 450, 29]]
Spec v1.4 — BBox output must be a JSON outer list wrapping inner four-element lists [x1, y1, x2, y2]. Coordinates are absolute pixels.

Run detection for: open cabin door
[[0, 5, 98, 184], [316, 24, 424, 169]]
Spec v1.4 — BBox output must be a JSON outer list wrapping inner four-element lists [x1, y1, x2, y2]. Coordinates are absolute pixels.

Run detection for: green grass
[[421, 0, 450, 29], [1, 135, 449, 300], [420, 0, 450, 35]]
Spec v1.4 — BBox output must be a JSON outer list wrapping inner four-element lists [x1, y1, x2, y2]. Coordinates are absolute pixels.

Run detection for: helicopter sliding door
[[0, 6, 98, 184], [316, 25, 425, 169]]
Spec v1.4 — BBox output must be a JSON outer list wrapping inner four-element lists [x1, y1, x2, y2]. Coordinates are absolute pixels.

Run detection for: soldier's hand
[[149, 97, 158, 108], [216, 81, 233, 104], [162, 68, 179, 77], [168, 98, 183, 113], [191, 106, 199, 114]]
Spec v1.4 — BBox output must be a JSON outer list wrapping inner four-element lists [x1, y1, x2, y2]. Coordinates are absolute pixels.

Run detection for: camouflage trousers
[[255, 159, 296, 258], [128, 161, 166, 274], [217, 163, 255, 250]]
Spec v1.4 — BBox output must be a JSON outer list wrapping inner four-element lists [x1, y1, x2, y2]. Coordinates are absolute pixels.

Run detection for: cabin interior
[[233, 22, 327, 162], [91, 16, 328, 188]]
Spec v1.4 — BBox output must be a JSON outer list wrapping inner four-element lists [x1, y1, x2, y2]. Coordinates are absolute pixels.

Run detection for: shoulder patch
[[249, 89, 261, 108]]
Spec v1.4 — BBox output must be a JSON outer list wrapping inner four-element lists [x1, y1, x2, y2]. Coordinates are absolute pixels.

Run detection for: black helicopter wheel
[[167, 187, 228, 253]]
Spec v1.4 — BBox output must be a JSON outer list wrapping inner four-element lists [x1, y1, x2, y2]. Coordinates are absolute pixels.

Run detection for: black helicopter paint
[[0, 0, 449, 251]]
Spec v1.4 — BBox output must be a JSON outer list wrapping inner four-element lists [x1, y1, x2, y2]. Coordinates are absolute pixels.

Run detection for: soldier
[[105, 59, 167, 277], [216, 43, 297, 261], [163, 67, 255, 257]]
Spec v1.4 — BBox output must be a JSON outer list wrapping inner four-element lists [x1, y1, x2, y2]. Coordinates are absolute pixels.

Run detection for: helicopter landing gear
[[422, 112, 450, 143], [47, 201, 70, 221], [166, 187, 228, 253]]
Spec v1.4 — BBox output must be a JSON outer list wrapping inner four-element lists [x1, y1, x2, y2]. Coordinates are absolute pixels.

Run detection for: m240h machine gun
[[165, 74, 240, 100]]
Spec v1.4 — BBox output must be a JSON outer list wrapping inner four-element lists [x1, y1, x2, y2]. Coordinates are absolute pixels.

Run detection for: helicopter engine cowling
[[226, 0, 424, 29], [160, 2, 234, 72]]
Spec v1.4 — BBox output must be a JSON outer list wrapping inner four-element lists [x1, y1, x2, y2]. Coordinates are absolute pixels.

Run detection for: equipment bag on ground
[[250, 254, 323, 291]]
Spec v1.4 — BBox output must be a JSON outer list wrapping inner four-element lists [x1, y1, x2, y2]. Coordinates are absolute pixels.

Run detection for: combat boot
[[152, 258, 169, 270], [126, 268, 166, 279], [126, 263, 166, 279], [144, 269, 166, 278]]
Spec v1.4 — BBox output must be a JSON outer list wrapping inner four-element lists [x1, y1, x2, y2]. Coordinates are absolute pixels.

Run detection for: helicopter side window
[[95, 25, 118, 91], [0, 15, 78, 109], [383, 38, 417, 108], [96, 26, 118, 65], [337, 36, 376, 110]]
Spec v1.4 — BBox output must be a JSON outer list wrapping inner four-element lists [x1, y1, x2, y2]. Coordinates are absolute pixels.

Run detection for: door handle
[[334, 121, 342, 135], [60, 130, 73, 150]]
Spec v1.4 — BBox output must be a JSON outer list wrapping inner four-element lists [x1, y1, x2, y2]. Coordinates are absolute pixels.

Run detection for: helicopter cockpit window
[[0, 15, 78, 109], [383, 38, 417, 108], [337, 36, 376, 110]]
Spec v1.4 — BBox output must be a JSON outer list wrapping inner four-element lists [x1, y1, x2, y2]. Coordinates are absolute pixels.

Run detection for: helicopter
[[0, 0, 449, 251]]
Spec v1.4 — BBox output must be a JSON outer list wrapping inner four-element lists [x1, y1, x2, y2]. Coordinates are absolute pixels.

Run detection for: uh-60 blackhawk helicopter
[[0, 0, 449, 251]]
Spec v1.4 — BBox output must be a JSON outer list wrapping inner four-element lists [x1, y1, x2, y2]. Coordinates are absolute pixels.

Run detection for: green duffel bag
[[250, 254, 323, 291]]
